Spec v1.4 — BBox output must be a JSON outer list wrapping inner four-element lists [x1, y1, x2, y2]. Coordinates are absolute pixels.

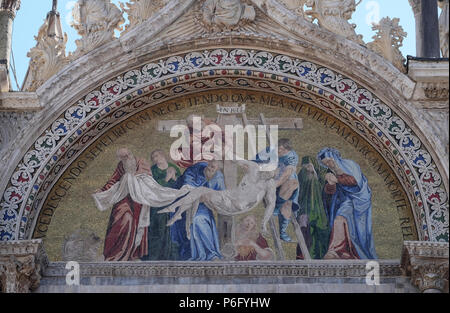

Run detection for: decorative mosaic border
[[0, 49, 448, 242]]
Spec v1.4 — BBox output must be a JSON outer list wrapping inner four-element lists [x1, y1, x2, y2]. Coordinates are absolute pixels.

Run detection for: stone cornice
[[0, 239, 43, 256], [408, 59, 450, 83], [0, 91, 41, 111], [43, 260, 403, 278]]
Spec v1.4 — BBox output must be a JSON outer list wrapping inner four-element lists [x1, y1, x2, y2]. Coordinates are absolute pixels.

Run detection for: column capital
[[0, 239, 48, 293], [401, 241, 449, 293], [409, 0, 422, 15], [0, 0, 21, 18]]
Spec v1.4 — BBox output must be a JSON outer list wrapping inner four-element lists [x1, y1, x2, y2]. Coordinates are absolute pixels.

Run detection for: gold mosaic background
[[39, 90, 416, 261]]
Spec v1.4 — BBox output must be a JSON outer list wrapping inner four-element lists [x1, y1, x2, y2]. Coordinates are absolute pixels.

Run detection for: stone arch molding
[[0, 0, 448, 243]]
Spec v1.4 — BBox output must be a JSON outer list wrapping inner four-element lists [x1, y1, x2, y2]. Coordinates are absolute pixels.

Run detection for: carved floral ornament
[[401, 241, 449, 293], [1, 49, 448, 245], [0, 240, 46, 293]]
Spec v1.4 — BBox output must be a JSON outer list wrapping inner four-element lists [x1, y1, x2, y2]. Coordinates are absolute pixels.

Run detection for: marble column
[[409, 0, 441, 58], [0, 0, 21, 92]]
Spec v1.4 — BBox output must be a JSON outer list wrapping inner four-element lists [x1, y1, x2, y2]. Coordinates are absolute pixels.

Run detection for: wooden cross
[[157, 103, 310, 260]]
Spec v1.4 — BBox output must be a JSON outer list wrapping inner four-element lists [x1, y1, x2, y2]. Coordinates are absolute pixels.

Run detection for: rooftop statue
[[305, 0, 364, 44], [71, 0, 124, 58], [202, 0, 256, 31]]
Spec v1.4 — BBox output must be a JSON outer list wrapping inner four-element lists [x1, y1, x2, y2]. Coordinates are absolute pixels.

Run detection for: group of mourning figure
[[96, 138, 377, 262]]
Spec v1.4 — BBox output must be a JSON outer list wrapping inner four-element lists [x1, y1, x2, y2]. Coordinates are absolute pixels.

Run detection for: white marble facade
[[0, 0, 448, 293]]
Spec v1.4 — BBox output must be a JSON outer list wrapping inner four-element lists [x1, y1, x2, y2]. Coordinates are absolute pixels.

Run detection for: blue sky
[[10, 0, 421, 90]]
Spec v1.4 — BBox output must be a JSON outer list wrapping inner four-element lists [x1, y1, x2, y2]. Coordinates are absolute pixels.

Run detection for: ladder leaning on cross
[[157, 103, 311, 260]]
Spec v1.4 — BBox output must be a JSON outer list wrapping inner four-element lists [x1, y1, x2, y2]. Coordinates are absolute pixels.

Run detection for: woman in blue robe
[[317, 148, 378, 259], [171, 161, 225, 261]]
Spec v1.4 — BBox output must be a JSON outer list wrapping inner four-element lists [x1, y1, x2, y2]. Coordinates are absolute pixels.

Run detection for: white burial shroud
[[160, 160, 277, 240], [92, 173, 193, 246]]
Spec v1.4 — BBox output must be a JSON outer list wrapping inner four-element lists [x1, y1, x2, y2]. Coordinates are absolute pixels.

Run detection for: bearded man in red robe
[[98, 148, 151, 261]]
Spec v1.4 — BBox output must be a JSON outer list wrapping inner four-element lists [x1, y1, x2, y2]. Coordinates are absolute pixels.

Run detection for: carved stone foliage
[[201, 0, 256, 32], [401, 241, 449, 293], [71, 0, 124, 59], [438, 0, 449, 58], [0, 240, 47, 293], [120, 0, 168, 33], [22, 13, 68, 92], [367, 17, 407, 72], [304, 0, 364, 44]]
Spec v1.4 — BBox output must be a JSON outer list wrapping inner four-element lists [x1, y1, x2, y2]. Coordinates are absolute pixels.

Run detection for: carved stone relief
[[0, 111, 35, 154]]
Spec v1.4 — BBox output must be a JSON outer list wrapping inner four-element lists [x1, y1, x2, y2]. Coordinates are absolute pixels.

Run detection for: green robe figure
[[142, 150, 182, 261], [296, 156, 330, 259]]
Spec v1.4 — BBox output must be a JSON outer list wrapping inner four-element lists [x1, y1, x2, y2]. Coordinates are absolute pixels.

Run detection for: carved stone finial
[[201, 0, 256, 32], [22, 7, 68, 92], [70, 0, 124, 59], [367, 17, 407, 72], [401, 241, 449, 293], [304, 0, 364, 44], [120, 0, 168, 33], [0, 240, 47, 293], [438, 0, 449, 58]]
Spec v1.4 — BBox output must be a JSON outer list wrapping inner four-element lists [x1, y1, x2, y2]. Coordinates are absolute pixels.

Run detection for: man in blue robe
[[317, 147, 377, 259], [255, 138, 300, 242], [171, 160, 225, 261]]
